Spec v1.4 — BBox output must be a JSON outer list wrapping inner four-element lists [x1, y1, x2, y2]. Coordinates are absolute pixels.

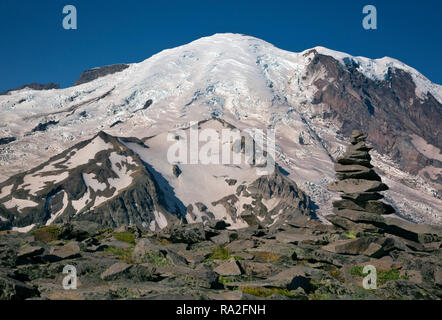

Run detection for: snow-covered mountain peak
[[0, 33, 441, 227], [309, 45, 442, 102]]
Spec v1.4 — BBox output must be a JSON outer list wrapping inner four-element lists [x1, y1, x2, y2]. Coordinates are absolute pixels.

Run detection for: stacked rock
[[328, 130, 395, 216]]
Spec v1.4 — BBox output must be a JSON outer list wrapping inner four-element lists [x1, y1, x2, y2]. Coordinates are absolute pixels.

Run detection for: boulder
[[205, 220, 231, 230], [210, 233, 231, 246], [238, 261, 281, 278], [227, 239, 255, 252], [42, 242, 81, 262], [213, 258, 242, 276], [165, 223, 206, 244], [321, 237, 377, 255], [0, 274, 39, 300], [100, 262, 132, 280], [17, 246, 44, 262]]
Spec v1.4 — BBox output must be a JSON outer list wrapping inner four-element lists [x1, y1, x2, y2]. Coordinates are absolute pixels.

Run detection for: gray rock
[[333, 199, 395, 215], [42, 242, 81, 262], [165, 223, 206, 244], [210, 233, 231, 246], [238, 261, 281, 278], [17, 246, 44, 260], [227, 239, 255, 252], [205, 220, 231, 230], [328, 179, 388, 193], [341, 192, 384, 201], [101, 262, 132, 280], [0, 273, 39, 300], [214, 258, 241, 276], [321, 237, 377, 255]]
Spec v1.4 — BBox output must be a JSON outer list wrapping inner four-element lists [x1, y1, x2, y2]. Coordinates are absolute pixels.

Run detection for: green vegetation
[[350, 266, 403, 286], [204, 245, 231, 261], [109, 287, 141, 299], [219, 276, 237, 285], [30, 226, 60, 243], [94, 228, 114, 241], [349, 266, 365, 277], [252, 251, 281, 262], [309, 292, 331, 300], [377, 269, 401, 286], [113, 231, 136, 245], [104, 246, 135, 264], [241, 286, 298, 298], [142, 250, 171, 267], [159, 238, 171, 246], [342, 231, 357, 239]]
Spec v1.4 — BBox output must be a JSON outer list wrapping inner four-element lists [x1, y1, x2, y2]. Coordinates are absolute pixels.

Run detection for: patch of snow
[[3, 197, 39, 212], [83, 173, 107, 192], [64, 136, 113, 169], [154, 211, 168, 229], [12, 224, 35, 233], [72, 188, 91, 212]]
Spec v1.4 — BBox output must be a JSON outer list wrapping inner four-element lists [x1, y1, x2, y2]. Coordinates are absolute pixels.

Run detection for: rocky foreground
[[0, 213, 441, 300]]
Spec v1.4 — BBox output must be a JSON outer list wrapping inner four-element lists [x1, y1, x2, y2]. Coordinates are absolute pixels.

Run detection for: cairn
[[328, 130, 395, 216]]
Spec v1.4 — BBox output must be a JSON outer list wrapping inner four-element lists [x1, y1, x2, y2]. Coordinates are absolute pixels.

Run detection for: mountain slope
[[0, 132, 181, 231], [0, 33, 440, 225], [0, 119, 314, 231]]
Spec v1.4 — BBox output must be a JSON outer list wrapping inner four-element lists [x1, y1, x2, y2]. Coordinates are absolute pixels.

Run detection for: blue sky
[[0, 0, 441, 92]]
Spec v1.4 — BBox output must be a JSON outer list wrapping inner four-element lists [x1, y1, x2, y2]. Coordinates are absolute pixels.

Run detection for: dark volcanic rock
[[0, 137, 16, 145], [327, 130, 405, 240], [307, 50, 442, 192], [328, 130, 393, 217], [74, 64, 130, 86], [0, 219, 440, 300], [31, 120, 59, 133]]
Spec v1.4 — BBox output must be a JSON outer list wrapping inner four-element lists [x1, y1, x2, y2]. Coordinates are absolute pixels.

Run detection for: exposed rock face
[[0, 119, 316, 232], [328, 130, 395, 216], [0, 131, 181, 232], [74, 64, 130, 86], [307, 50, 442, 195]]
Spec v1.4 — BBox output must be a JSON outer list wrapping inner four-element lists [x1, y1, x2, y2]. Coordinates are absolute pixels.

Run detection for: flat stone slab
[[328, 179, 388, 193], [226, 239, 255, 252], [213, 258, 241, 276], [17, 246, 44, 259], [238, 261, 282, 278], [101, 262, 132, 280], [275, 231, 320, 244], [321, 238, 376, 255], [333, 200, 395, 215], [342, 192, 384, 201]]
